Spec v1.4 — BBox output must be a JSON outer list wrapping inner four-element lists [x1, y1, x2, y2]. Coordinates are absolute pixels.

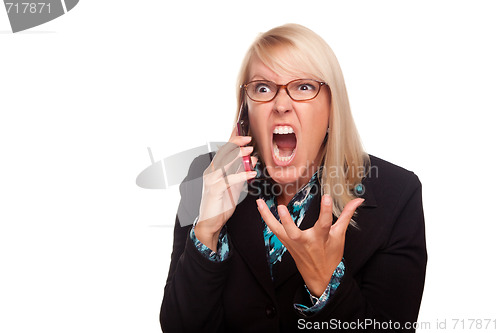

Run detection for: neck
[[275, 170, 316, 206], [277, 192, 294, 207], [271, 157, 323, 207]]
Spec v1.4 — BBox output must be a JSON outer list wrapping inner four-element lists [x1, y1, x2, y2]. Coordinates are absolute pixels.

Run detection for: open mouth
[[272, 125, 297, 165]]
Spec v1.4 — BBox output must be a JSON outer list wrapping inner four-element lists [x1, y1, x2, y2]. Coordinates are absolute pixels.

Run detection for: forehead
[[248, 59, 297, 83], [247, 48, 314, 83]]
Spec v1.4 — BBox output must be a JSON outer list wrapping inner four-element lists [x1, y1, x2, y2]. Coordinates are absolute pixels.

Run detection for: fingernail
[[277, 205, 288, 216], [242, 146, 253, 153], [256, 199, 263, 209], [323, 194, 332, 206]]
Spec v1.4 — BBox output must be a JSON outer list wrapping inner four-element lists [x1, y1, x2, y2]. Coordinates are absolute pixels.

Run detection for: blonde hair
[[236, 23, 369, 219]]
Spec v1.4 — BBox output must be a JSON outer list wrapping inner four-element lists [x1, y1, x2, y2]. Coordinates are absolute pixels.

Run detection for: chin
[[265, 160, 312, 185], [268, 168, 299, 185]]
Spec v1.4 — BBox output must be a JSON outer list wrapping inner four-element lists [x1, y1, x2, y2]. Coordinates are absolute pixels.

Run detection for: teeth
[[272, 126, 296, 163], [273, 125, 294, 135], [273, 142, 296, 162]]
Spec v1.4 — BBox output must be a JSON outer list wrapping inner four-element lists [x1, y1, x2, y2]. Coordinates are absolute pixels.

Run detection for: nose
[[272, 86, 293, 114]]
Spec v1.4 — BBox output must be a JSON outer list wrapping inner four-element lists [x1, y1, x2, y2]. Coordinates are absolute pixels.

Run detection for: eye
[[298, 83, 315, 91], [255, 83, 272, 94]]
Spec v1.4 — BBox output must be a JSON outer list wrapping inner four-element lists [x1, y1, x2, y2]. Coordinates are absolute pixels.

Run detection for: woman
[[160, 24, 426, 332]]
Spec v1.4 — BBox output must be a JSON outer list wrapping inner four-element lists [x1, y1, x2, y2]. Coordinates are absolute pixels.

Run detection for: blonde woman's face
[[247, 58, 330, 188]]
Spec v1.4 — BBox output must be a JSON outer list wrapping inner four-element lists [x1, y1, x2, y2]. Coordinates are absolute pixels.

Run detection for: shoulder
[[367, 154, 419, 182], [366, 154, 421, 189], [361, 155, 422, 212]]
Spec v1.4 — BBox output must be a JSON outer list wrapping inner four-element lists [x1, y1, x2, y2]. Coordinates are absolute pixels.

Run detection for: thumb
[[331, 198, 364, 235]]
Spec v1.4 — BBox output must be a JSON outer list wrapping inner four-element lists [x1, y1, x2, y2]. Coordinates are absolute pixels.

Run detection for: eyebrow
[[249, 75, 305, 83], [249, 75, 269, 81]]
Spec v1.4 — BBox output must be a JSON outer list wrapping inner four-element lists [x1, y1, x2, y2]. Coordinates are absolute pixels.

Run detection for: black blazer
[[160, 155, 427, 332]]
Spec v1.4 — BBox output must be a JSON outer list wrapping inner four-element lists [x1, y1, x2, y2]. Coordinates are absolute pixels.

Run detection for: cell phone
[[236, 103, 254, 173]]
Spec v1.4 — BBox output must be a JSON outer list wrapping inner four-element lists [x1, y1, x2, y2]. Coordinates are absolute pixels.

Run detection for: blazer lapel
[[227, 192, 276, 301]]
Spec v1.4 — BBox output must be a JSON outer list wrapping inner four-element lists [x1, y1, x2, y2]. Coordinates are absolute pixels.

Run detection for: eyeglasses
[[241, 79, 327, 102]]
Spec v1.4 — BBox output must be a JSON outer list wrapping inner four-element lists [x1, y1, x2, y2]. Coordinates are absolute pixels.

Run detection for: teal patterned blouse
[[190, 169, 345, 316]]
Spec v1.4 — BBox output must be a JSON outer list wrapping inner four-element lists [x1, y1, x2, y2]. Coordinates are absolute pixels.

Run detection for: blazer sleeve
[[160, 154, 231, 333], [295, 174, 427, 332]]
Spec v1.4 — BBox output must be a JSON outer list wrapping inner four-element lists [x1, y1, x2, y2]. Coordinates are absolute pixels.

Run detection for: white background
[[1, 1, 499, 332]]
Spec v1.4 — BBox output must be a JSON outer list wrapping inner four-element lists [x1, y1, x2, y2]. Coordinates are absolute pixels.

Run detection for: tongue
[[274, 133, 297, 150]]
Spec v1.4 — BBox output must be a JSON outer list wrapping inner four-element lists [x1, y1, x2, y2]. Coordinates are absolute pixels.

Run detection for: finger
[[223, 146, 254, 174], [210, 143, 249, 174], [210, 142, 240, 169], [229, 132, 252, 147], [240, 146, 253, 157], [227, 147, 252, 172], [251, 156, 258, 168], [223, 170, 257, 187], [277, 205, 302, 241], [331, 198, 364, 235], [256, 199, 288, 241], [316, 194, 334, 231], [208, 170, 256, 207]]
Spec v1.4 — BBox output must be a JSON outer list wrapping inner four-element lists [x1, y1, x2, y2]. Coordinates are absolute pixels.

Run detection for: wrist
[[306, 279, 330, 298], [304, 267, 337, 297], [194, 224, 221, 252], [305, 259, 345, 297]]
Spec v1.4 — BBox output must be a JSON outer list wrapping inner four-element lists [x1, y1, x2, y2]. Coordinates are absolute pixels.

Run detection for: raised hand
[[257, 195, 364, 296]]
